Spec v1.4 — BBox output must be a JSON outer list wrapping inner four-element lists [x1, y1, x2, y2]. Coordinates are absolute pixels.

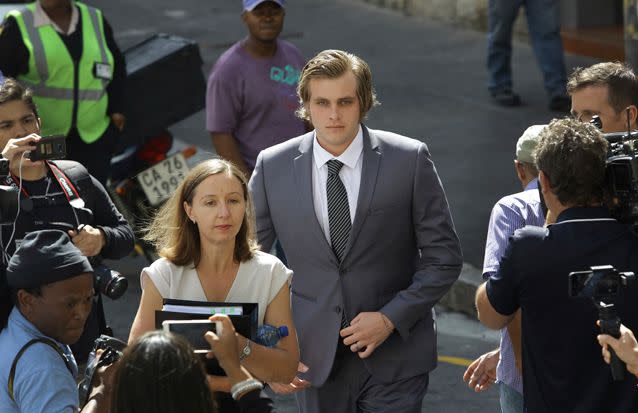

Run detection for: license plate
[[137, 153, 189, 206]]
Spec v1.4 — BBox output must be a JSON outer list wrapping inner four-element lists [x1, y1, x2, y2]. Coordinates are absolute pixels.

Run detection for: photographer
[[112, 315, 272, 413], [0, 78, 134, 363], [568, 62, 638, 133], [475, 118, 638, 412], [598, 323, 638, 379], [0, 230, 113, 412]]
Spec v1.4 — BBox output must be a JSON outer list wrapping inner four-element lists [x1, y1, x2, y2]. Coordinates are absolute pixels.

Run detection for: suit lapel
[[342, 126, 381, 262], [294, 133, 338, 263]]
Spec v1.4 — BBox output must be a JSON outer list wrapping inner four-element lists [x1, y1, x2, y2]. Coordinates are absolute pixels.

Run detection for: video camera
[[591, 115, 638, 234], [569, 265, 635, 381]]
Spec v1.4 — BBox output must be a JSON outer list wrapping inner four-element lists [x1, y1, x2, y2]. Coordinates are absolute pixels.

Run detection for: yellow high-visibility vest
[[10, 2, 113, 143]]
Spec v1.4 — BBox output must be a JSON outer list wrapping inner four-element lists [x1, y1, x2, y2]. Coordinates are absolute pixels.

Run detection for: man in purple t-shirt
[[206, 0, 306, 176]]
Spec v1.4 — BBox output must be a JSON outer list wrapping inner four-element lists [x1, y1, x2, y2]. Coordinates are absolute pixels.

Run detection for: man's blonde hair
[[296, 49, 380, 122]]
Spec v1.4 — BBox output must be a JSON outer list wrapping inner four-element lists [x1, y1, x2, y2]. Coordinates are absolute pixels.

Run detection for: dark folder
[[155, 298, 259, 376], [154, 298, 258, 340]]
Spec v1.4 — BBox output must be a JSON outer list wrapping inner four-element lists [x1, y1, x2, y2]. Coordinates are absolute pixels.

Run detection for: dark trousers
[[66, 122, 119, 186], [296, 342, 430, 413]]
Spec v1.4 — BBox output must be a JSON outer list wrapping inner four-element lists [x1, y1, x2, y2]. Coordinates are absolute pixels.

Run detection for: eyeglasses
[[250, 8, 285, 18]]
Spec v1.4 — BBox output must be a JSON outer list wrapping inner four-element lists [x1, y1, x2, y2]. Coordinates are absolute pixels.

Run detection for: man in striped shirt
[[463, 125, 546, 413]]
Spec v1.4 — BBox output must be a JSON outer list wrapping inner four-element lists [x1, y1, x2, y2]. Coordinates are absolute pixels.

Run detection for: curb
[[438, 262, 483, 319]]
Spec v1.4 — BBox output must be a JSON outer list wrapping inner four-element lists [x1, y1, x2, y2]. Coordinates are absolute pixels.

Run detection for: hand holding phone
[[28, 135, 66, 161], [162, 319, 223, 353]]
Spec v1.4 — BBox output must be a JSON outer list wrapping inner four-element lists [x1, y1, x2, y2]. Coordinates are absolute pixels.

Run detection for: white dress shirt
[[34, 1, 79, 35], [312, 126, 363, 243]]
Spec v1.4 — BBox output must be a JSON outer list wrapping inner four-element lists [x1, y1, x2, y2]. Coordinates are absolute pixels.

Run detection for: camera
[[569, 265, 635, 381], [0, 158, 9, 177], [590, 115, 638, 234], [92, 262, 128, 300], [78, 335, 127, 406], [0, 185, 18, 224], [568, 265, 635, 301], [28, 135, 66, 162]]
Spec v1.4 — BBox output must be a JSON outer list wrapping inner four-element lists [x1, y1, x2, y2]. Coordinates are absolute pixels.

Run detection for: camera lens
[[105, 276, 128, 300]]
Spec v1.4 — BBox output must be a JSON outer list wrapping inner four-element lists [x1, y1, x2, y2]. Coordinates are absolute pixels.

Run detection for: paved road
[[87, 0, 602, 410], [92, 0, 598, 267], [104, 256, 500, 412]]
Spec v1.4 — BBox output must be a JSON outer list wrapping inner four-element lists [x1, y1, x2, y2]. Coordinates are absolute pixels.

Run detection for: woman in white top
[[128, 158, 299, 394]]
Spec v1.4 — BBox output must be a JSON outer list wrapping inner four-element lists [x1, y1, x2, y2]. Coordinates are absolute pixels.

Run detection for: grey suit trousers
[[296, 343, 429, 413]]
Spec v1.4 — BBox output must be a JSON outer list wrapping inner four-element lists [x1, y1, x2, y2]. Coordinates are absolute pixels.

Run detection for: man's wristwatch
[[239, 338, 252, 361]]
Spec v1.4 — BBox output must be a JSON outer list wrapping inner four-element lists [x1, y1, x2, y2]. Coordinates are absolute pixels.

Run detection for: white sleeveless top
[[141, 251, 292, 325]]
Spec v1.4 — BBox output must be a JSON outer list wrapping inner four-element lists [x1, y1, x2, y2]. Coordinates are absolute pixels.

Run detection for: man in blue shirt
[[476, 118, 638, 412], [464, 124, 545, 413], [0, 230, 112, 413]]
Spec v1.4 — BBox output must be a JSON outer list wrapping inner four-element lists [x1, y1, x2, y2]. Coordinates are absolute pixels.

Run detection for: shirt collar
[[524, 178, 539, 191], [34, 1, 79, 35], [313, 125, 364, 170], [555, 206, 613, 223], [10, 306, 60, 343]]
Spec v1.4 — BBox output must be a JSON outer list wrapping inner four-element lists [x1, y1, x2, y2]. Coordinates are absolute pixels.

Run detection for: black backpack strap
[[49, 160, 93, 191], [8, 337, 74, 402]]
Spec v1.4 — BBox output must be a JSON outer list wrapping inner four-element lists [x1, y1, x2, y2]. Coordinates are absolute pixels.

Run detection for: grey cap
[[516, 125, 546, 164]]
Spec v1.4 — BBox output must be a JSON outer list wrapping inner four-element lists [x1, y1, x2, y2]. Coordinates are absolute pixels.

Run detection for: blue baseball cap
[[243, 0, 285, 11]]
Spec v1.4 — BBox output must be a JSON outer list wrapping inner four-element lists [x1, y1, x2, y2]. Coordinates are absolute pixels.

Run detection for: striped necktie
[[326, 159, 351, 263]]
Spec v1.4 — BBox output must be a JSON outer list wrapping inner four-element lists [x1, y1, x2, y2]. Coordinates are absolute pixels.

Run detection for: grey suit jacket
[[248, 126, 463, 386]]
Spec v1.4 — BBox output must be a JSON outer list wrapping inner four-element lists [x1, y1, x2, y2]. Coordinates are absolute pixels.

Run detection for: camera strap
[[8, 337, 74, 402], [1, 161, 83, 208]]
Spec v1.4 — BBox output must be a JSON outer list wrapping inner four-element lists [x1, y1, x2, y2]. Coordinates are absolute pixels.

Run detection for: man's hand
[[1, 134, 42, 170], [267, 362, 311, 394], [82, 350, 116, 413], [598, 323, 638, 378], [68, 225, 105, 257], [463, 349, 499, 392], [110, 113, 126, 131], [340, 312, 394, 359]]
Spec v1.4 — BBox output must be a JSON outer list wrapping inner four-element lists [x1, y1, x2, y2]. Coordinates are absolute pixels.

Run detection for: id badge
[[93, 62, 112, 81]]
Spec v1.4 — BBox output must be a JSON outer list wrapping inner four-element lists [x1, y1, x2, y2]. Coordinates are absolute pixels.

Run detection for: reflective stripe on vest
[[10, 2, 112, 143]]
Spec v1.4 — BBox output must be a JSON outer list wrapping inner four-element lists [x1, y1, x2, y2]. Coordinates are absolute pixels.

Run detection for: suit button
[[335, 306, 342, 314]]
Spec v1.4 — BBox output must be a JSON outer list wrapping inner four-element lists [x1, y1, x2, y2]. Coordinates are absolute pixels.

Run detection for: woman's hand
[[205, 314, 251, 385]]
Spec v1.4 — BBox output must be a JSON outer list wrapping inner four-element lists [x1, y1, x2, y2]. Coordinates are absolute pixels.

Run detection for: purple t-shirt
[[206, 39, 306, 170]]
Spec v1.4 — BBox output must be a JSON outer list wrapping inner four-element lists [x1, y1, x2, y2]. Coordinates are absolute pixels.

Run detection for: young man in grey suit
[[248, 49, 463, 413]]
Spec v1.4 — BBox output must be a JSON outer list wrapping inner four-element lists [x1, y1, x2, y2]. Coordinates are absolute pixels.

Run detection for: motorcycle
[[106, 33, 208, 263]]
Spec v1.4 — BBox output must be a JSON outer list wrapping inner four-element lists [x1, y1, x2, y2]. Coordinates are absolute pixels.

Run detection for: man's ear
[[514, 160, 525, 181], [628, 105, 638, 130], [538, 170, 550, 194], [16, 289, 35, 314]]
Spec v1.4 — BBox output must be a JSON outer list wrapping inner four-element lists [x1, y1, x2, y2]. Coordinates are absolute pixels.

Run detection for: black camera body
[[603, 131, 638, 233], [569, 265, 635, 381], [0, 158, 9, 177], [91, 259, 128, 300], [0, 185, 18, 224], [568, 264, 635, 302], [78, 335, 127, 407]]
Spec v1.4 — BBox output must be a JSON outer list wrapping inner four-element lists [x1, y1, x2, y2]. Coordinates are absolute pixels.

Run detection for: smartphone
[[28, 135, 66, 161], [162, 319, 223, 353]]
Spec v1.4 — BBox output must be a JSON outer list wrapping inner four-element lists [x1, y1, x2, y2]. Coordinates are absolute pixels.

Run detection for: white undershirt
[[34, 1, 79, 35], [312, 125, 364, 243]]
